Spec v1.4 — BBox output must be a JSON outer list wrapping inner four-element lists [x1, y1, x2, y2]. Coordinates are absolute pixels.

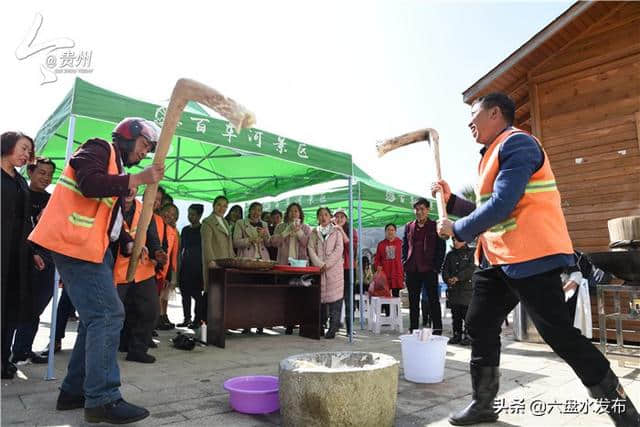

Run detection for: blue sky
[[2, 1, 573, 229]]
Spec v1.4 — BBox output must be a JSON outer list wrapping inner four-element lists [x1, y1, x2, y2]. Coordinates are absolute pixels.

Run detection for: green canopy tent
[[260, 164, 453, 330], [33, 78, 362, 370], [261, 165, 439, 227], [34, 78, 353, 202]]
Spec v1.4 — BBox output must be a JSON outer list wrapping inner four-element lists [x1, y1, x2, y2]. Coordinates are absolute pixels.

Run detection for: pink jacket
[[308, 225, 344, 303], [233, 219, 272, 260], [270, 222, 312, 265]]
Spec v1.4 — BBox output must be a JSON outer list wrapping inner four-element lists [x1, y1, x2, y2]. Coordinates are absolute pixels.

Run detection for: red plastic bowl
[[223, 376, 279, 414]]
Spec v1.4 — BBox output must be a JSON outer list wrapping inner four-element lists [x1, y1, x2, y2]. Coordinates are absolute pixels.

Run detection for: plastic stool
[[370, 297, 403, 334]]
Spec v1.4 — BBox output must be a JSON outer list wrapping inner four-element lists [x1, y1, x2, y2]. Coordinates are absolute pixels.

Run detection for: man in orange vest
[[114, 188, 165, 364], [434, 93, 638, 426], [156, 203, 179, 330], [29, 118, 164, 424]]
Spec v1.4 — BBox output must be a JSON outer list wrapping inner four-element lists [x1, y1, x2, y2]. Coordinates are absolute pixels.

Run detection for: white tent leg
[[357, 185, 364, 330], [348, 177, 354, 344]]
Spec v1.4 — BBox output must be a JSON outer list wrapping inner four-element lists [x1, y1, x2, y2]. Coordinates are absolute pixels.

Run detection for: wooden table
[[207, 267, 322, 348]]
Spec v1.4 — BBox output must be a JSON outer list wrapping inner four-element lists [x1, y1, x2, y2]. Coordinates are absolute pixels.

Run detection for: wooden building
[[462, 1, 640, 343]]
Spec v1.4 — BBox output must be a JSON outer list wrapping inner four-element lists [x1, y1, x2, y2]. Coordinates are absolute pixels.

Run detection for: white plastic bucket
[[400, 334, 449, 383]]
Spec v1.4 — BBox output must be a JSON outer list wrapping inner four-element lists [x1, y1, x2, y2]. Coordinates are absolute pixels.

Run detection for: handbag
[[171, 332, 196, 350]]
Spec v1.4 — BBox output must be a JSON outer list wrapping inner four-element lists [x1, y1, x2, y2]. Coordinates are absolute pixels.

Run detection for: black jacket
[[441, 245, 475, 306], [1, 169, 36, 322]]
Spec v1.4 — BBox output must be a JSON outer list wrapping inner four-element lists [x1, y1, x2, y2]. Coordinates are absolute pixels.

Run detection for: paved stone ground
[[2, 292, 638, 426]]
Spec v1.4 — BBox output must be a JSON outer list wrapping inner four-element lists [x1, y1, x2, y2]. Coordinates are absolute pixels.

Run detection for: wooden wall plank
[[534, 16, 640, 76]]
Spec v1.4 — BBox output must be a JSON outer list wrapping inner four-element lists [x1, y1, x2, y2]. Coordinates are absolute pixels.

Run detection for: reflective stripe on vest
[[474, 128, 573, 265], [28, 141, 120, 263], [113, 199, 155, 285], [57, 175, 115, 209]]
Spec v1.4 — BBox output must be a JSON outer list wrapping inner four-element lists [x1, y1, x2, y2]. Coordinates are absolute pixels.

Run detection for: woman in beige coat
[[308, 207, 344, 339], [233, 202, 272, 260], [201, 195, 234, 288]]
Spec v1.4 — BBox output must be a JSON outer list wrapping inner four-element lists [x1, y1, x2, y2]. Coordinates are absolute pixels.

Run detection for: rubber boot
[[588, 368, 640, 427], [449, 366, 500, 425]]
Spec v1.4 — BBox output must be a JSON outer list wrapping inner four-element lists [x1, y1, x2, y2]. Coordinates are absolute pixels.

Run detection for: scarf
[[317, 223, 333, 241], [215, 214, 229, 235]]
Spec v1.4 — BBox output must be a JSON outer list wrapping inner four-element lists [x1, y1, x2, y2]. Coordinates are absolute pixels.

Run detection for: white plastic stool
[[340, 293, 371, 323], [370, 297, 403, 334]]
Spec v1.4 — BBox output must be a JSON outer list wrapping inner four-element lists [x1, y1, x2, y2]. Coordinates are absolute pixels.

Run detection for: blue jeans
[[13, 262, 55, 355], [52, 249, 124, 408]]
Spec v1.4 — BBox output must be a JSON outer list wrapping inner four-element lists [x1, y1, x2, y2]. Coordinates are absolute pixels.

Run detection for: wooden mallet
[[126, 78, 255, 281], [376, 128, 447, 220]]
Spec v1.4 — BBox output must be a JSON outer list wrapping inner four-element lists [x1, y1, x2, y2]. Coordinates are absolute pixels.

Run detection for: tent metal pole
[[64, 115, 76, 163], [357, 183, 364, 330], [348, 177, 354, 344], [46, 114, 75, 380]]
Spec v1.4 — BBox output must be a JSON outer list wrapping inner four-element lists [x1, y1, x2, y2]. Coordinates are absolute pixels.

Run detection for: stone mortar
[[279, 351, 399, 427]]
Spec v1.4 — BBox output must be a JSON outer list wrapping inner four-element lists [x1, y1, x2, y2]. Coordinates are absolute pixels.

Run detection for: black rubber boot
[[449, 366, 499, 426], [588, 368, 640, 427], [56, 389, 85, 411], [85, 398, 149, 424]]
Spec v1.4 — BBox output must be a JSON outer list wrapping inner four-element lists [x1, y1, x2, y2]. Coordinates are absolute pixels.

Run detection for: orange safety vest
[[155, 215, 178, 280], [113, 200, 156, 285], [29, 142, 119, 263], [475, 128, 574, 266]]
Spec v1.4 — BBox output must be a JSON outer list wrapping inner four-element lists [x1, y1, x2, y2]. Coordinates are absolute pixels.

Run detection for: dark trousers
[[343, 270, 353, 333], [406, 271, 441, 333], [13, 263, 55, 355], [117, 277, 159, 355], [180, 286, 204, 323], [55, 288, 76, 341], [451, 304, 468, 335], [321, 299, 343, 331], [467, 267, 609, 386]]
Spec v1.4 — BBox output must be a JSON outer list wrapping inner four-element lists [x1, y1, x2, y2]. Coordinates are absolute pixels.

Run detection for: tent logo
[[385, 191, 396, 203], [154, 106, 182, 128], [15, 13, 94, 85]]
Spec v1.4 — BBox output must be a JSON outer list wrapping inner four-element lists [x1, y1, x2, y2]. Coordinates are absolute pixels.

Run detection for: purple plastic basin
[[223, 376, 279, 414]]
